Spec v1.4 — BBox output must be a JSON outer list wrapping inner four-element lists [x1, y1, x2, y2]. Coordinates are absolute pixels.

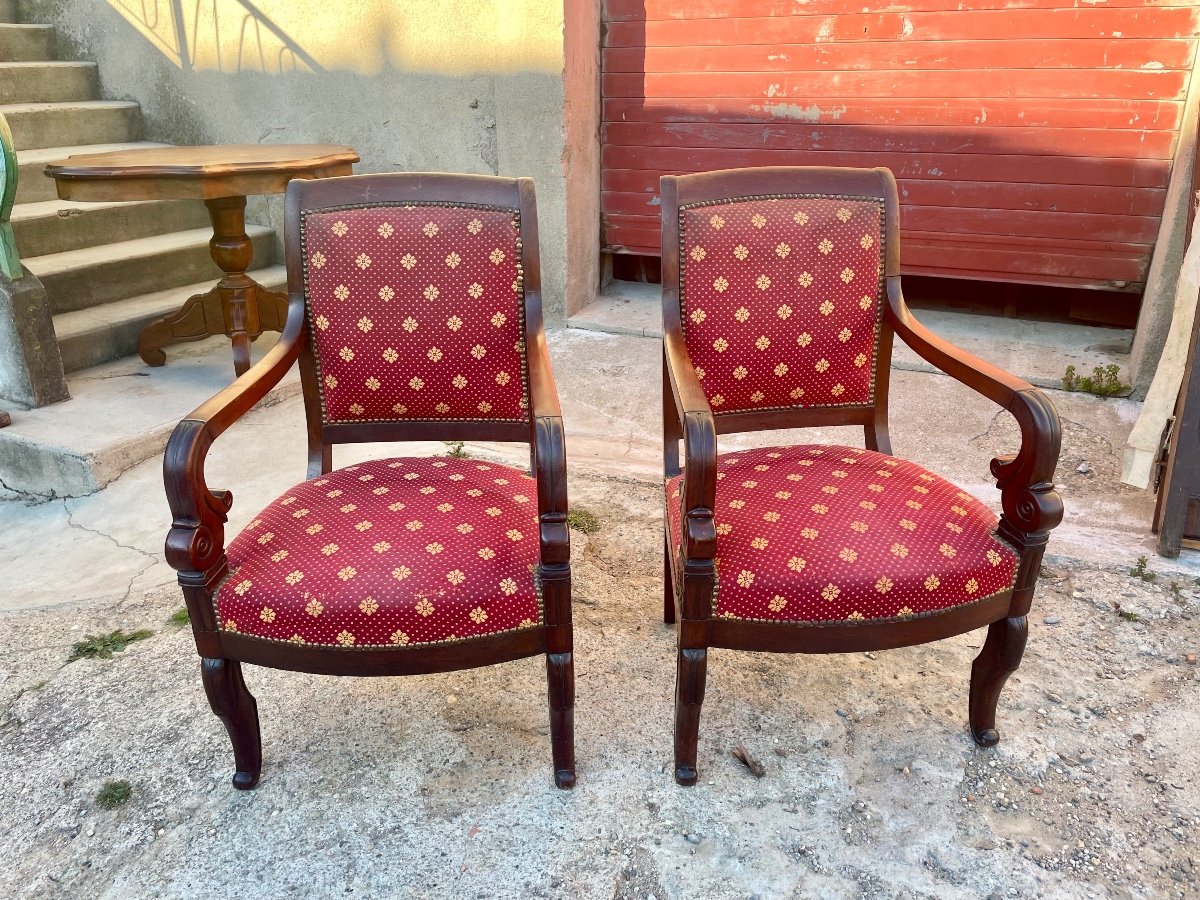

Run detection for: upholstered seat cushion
[[217, 457, 541, 648], [666, 445, 1018, 625]]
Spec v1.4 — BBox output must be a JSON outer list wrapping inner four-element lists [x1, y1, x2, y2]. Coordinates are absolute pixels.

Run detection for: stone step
[[25, 224, 277, 314], [53, 264, 287, 372], [12, 197, 210, 257], [0, 61, 98, 103], [16, 142, 170, 204], [0, 333, 300, 498], [0, 1, 17, 24], [0, 24, 54, 61], [2, 100, 141, 151]]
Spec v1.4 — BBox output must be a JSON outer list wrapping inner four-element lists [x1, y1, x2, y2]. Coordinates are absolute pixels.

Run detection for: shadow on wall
[[22, 0, 571, 317], [103, 0, 562, 77]]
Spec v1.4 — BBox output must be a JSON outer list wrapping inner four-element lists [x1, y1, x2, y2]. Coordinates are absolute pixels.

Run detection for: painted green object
[[0, 112, 20, 279]]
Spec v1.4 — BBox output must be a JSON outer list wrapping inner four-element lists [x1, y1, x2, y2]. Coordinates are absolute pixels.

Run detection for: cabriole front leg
[[201, 657, 262, 789], [968, 615, 1028, 747]]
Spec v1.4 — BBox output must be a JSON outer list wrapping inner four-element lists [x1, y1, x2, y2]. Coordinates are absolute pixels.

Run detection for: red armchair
[[661, 167, 1063, 785], [164, 173, 575, 789]]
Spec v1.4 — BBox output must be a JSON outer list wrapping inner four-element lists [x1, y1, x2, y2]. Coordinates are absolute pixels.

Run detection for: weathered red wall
[[600, 1, 1199, 294]]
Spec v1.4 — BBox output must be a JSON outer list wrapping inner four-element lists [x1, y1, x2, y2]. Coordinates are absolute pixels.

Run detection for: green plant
[[1129, 556, 1157, 583], [1117, 608, 1140, 623], [443, 440, 469, 459], [95, 780, 132, 810], [567, 507, 601, 535], [1062, 364, 1129, 397], [69, 629, 154, 662], [169, 608, 191, 626]]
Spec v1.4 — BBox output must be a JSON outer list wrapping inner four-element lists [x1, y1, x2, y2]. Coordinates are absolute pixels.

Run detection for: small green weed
[[443, 440, 469, 459], [1129, 555, 1157, 583], [95, 780, 132, 810], [567, 507, 601, 535], [1117, 608, 1140, 623], [169, 608, 191, 626], [1062, 364, 1129, 397], [69, 629, 154, 662], [29, 679, 46, 692]]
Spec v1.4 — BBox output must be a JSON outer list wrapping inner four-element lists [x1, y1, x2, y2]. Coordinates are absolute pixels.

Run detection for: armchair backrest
[[662, 167, 901, 432], [285, 173, 542, 454]]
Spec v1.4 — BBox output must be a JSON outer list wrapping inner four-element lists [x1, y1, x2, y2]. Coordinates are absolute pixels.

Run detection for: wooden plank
[[598, 202, 1159, 242], [603, 69, 1189, 101], [605, 8, 1200, 47], [604, 0, 1199, 21], [605, 176, 1170, 217], [600, 145, 1172, 188], [601, 122, 1177, 159], [604, 39, 1196, 74], [602, 97, 1184, 131], [601, 176, 1169, 217]]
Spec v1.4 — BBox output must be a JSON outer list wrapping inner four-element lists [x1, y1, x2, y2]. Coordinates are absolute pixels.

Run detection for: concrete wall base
[[0, 268, 69, 408]]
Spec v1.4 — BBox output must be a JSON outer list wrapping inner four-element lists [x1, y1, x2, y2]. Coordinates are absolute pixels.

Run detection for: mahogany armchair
[[661, 167, 1063, 785], [163, 173, 575, 790]]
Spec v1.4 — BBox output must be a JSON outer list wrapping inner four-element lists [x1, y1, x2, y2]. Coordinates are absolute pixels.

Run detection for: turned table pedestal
[[45, 144, 359, 376]]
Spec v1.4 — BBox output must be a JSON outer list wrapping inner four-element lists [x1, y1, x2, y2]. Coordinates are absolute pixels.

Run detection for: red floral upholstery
[[301, 204, 528, 424], [666, 445, 1018, 624], [677, 196, 884, 414], [217, 457, 541, 647]]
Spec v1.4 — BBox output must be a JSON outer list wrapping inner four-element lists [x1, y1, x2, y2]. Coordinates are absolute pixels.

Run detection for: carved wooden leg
[[137, 195, 288, 376], [138, 284, 225, 367], [546, 651, 576, 789], [663, 533, 677, 625], [201, 657, 262, 789], [674, 647, 707, 785], [969, 616, 1028, 747]]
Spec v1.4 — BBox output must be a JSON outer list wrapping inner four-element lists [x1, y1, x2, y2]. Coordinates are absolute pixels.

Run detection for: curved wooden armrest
[[885, 278, 1064, 539], [664, 314, 718, 562], [163, 298, 305, 575], [527, 324, 569, 566]]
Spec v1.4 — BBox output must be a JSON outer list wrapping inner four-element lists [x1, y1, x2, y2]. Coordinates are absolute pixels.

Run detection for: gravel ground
[[2, 469, 1199, 899]]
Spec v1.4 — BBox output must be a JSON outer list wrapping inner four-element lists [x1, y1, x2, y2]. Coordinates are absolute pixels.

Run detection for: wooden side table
[[45, 144, 359, 376]]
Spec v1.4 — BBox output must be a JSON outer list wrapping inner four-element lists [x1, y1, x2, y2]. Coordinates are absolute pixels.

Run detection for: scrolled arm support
[[664, 326, 718, 562], [526, 323, 570, 567], [885, 278, 1063, 547], [991, 388, 1064, 542], [163, 299, 305, 577]]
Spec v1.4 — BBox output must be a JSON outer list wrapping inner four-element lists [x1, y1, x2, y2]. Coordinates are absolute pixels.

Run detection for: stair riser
[[57, 270, 288, 372], [0, 1, 16, 24], [40, 230, 277, 314], [8, 105, 141, 151], [0, 26, 54, 61], [17, 158, 59, 203], [15, 200, 211, 257], [0, 65, 98, 103]]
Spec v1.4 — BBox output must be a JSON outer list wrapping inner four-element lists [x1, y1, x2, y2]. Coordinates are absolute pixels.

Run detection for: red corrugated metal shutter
[[601, 1, 1199, 293]]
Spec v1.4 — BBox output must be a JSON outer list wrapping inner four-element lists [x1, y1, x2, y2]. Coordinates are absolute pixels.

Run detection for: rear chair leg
[[673, 647, 707, 785], [969, 616, 1028, 747], [546, 651, 576, 789], [201, 657, 262, 790], [663, 534, 677, 624]]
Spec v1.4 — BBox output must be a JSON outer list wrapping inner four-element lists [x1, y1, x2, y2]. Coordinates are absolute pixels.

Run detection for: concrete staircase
[[3, 14, 285, 374]]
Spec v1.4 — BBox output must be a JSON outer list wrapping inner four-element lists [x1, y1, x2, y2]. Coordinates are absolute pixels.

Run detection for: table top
[[44, 144, 360, 202]]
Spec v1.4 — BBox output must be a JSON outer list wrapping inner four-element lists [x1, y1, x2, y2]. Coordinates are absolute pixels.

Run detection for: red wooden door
[[601, 1, 1199, 295]]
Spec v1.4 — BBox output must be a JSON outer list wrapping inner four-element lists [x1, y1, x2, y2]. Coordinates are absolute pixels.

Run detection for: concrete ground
[[1, 327, 1199, 898]]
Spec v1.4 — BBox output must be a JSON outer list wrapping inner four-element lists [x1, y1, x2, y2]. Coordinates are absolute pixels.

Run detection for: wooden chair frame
[[164, 173, 575, 790], [661, 167, 1063, 785]]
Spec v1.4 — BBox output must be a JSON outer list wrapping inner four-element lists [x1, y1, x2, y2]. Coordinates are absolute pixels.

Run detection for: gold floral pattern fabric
[[678, 197, 884, 413], [217, 458, 541, 647], [302, 204, 528, 424], [666, 445, 1018, 624]]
